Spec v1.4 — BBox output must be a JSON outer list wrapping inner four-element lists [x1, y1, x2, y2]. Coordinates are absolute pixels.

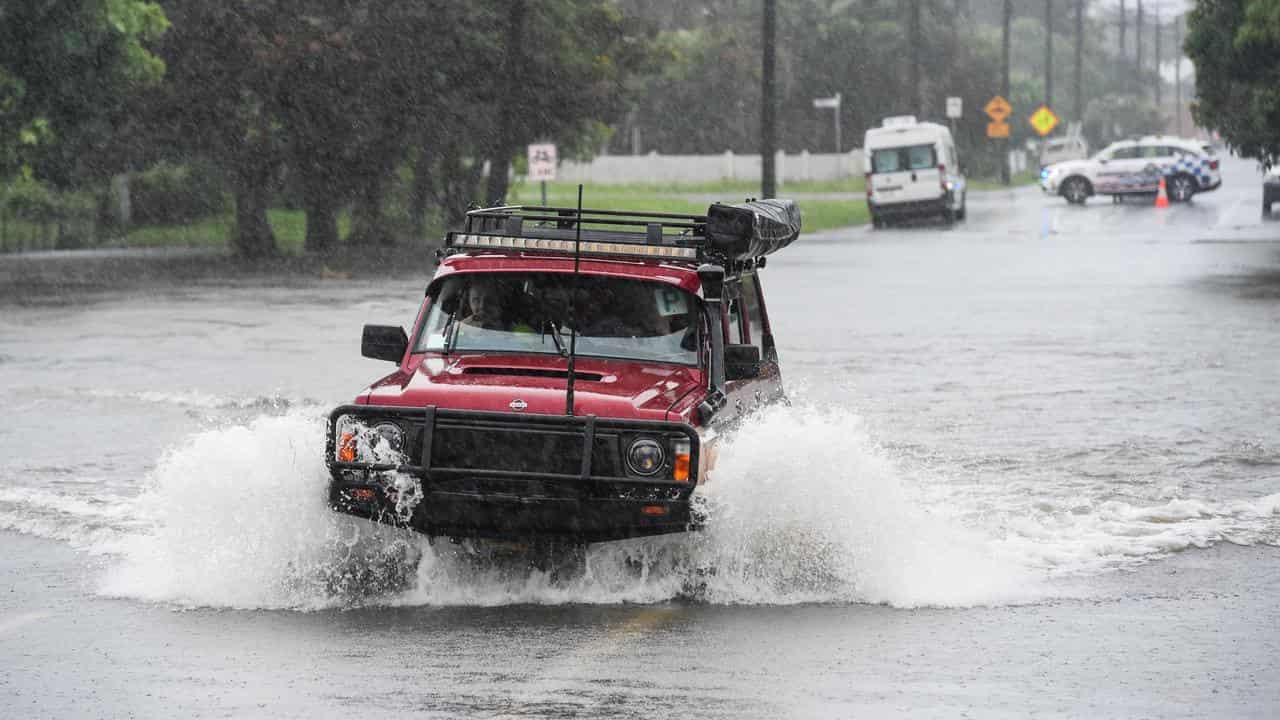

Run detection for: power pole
[[1001, 0, 1012, 185], [1074, 0, 1084, 122], [910, 0, 923, 116], [1044, 1, 1053, 110], [1154, 6, 1162, 111], [762, 0, 776, 199], [1175, 13, 1183, 135], [1120, 0, 1127, 59], [1136, 0, 1143, 81]]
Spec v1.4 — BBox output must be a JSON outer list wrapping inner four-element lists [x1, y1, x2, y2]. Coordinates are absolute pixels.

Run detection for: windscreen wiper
[[542, 320, 569, 357], [441, 310, 459, 355]]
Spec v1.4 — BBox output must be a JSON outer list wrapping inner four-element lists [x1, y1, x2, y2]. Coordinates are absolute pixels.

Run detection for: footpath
[[0, 244, 438, 306]]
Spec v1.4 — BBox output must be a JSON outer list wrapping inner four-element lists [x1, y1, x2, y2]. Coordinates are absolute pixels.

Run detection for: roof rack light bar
[[448, 233, 698, 259]]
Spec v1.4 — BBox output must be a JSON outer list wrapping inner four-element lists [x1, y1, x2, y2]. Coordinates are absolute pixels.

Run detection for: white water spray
[[100, 405, 1045, 610]]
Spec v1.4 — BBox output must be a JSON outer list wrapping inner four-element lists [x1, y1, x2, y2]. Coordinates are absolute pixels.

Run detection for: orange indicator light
[[338, 432, 357, 462], [673, 453, 691, 482], [672, 439, 692, 482], [641, 505, 669, 516]]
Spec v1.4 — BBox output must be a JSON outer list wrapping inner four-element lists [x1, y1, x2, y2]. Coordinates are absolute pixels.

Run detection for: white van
[[864, 116, 966, 227]]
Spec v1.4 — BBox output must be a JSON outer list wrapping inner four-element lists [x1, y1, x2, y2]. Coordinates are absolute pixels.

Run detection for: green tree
[[145, 1, 290, 258], [0, 0, 168, 180], [1186, 0, 1280, 165]]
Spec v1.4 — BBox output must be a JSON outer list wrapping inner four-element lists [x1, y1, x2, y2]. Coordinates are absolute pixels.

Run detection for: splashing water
[[100, 413, 420, 609], [99, 404, 1050, 610]]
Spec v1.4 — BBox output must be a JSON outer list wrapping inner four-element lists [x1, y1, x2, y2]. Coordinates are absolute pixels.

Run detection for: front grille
[[414, 425, 622, 477], [329, 405, 697, 486]]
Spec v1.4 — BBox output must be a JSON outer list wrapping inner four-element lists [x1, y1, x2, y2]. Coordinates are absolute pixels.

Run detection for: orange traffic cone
[[1155, 177, 1170, 208]]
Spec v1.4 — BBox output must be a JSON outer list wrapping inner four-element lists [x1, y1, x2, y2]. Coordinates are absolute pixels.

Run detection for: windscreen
[[415, 273, 701, 365], [871, 144, 937, 173]]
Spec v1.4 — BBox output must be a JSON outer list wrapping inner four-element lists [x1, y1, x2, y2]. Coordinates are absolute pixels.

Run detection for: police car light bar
[[448, 233, 698, 260]]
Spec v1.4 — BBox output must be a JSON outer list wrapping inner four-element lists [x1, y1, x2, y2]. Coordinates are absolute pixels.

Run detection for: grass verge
[[509, 181, 868, 232]]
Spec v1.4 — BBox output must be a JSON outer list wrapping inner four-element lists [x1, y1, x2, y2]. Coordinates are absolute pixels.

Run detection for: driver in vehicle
[[459, 279, 508, 330]]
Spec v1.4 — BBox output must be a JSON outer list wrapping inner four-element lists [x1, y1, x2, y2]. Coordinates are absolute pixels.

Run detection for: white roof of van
[[864, 120, 951, 143]]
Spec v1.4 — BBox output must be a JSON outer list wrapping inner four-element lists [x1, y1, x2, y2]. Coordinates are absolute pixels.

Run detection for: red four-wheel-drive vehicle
[[326, 199, 800, 547]]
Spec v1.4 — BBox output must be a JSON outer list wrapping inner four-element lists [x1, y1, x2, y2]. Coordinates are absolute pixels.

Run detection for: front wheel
[[1168, 174, 1196, 203], [1062, 177, 1090, 205], [956, 193, 967, 221]]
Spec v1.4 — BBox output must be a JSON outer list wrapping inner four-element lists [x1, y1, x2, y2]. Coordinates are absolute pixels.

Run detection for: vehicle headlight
[[627, 438, 665, 476], [334, 416, 405, 462], [373, 422, 404, 453]]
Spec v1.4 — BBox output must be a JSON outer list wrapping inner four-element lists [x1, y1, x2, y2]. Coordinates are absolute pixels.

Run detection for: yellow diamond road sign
[[1029, 105, 1060, 136], [984, 95, 1012, 122]]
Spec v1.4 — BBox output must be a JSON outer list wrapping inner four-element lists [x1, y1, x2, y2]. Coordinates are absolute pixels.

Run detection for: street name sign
[[812, 94, 841, 109], [946, 96, 963, 119]]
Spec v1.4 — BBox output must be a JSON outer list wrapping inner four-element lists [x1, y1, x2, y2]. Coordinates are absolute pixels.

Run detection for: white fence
[[555, 150, 864, 185]]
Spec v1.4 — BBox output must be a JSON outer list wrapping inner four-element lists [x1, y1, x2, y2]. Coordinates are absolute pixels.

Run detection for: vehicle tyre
[[1168, 173, 1196, 203], [1265, 200, 1273, 217], [871, 211, 884, 229], [956, 193, 967, 221], [942, 206, 956, 225], [1061, 176, 1091, 205]]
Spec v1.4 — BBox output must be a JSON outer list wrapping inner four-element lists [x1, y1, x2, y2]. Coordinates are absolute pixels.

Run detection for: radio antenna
[[565, 184, 583, 416]]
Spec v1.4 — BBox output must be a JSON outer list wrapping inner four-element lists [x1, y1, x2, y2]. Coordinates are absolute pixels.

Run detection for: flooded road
[[2, 156, 1279, 717]]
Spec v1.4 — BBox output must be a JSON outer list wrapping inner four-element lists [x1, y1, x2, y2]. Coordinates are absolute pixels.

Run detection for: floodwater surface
[[2, 156, 1278, 718]]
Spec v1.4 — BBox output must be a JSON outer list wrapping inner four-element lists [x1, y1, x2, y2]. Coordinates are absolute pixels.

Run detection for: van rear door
[[869, 143, 941, 204]]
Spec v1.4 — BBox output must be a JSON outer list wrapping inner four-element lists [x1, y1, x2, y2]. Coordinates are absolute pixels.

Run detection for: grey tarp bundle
[[705, 199, 802, 260]]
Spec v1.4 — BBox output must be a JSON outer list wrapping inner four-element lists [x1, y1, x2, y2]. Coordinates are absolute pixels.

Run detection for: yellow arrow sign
[[987, 120, 1010, 139], [984, 95, 1012, 122], [1029, 105, 1060, 136]]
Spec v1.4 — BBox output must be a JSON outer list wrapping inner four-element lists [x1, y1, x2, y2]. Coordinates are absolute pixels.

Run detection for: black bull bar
[[326, 405, 701, 543]]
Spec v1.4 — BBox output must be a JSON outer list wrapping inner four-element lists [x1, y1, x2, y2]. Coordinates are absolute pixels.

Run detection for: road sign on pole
[[946, 96, 963, 119], [1028, 106, 1060, 136], [984, 95, 1012, 122], [812, 93, 842, 153], [528, 143, 557, 181], [528, 143, 557, 206]]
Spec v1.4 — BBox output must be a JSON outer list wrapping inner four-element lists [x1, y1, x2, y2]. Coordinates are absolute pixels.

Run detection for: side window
[[739, 273, 765, 350], [1111, 146, 1141, 160], [726, 284, 746, 345]]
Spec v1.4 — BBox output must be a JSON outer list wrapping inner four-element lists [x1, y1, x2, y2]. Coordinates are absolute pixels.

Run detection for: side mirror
[[362, 325, 408, 363], [724, 343, 761, 381]]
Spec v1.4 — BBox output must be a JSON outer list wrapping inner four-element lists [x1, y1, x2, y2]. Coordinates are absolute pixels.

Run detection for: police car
[[1041, 136, 1222, 204]]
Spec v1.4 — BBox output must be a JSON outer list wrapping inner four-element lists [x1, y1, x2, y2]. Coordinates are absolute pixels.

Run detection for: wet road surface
[[2, 155, 1279, 718]]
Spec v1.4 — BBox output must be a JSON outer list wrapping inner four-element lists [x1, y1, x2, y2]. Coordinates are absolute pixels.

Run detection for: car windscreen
[[871, 144, 937, 173], [414, 273, 701, 366]]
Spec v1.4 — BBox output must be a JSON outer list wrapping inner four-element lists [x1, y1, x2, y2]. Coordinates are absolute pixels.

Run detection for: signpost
[[1028, 105, 1060, 137], [812, 93, 842, 153], [946, 96, 962, 140], [528, 143, 557, 206], [984, 95, 1012, 139]]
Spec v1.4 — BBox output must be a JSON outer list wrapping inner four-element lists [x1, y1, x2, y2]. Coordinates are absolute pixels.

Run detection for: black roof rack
[[442, 199, 801, 270]]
